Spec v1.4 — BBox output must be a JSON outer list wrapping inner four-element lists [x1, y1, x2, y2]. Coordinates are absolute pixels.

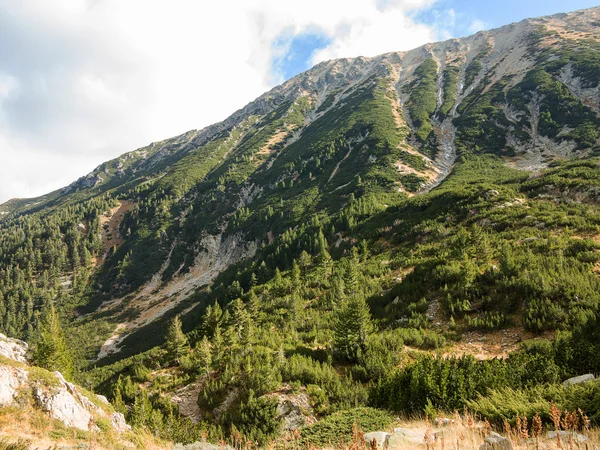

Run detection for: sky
[[0, 0, 598, 203]]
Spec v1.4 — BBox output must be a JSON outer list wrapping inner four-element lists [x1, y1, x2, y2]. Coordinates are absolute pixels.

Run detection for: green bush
[[301, 407, 393, 446]]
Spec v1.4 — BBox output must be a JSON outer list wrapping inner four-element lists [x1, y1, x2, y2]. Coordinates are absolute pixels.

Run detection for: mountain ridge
[[2, 6, 600, 447], [3, 4, 599, 216]]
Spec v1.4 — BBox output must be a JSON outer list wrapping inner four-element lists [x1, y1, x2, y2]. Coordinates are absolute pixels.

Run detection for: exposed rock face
[[174, 442, 234, 450], [0, 365, 28, 405], [266, 386, 315, 431], [0, 335, 131, 433], [364, 431, 392, 449], [34, 380, 94, 431], [562, 373, 595, 386], [547, 430, 588, 442], [277, 399, 307, 431], [0, 333, 28, 363], [479, 432, 513, 450], [111, 411, 132, 433]]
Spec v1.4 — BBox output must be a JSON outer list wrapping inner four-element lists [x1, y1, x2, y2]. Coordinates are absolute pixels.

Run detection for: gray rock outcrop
[[479, 432, 513, 450], [0, 333, 28, 363], [547, 430, 588, 442], [364, 431, 392, 449], [174, 443, 234, 450], [562, 374, 595, 387], [34, 381, 94, 431], [0, 334, 132, 433], [0, 365, 28, 405]]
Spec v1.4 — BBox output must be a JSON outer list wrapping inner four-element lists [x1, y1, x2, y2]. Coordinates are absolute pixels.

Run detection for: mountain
[[1, 6, 600, 448]]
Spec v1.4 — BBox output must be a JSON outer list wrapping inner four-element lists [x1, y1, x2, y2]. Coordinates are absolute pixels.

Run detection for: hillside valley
[[1, 6, 600, 449]]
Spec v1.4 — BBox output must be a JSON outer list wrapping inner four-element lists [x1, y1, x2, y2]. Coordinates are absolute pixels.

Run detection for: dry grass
[[0, 404, 170, 450], [313, 411, 600, 450]]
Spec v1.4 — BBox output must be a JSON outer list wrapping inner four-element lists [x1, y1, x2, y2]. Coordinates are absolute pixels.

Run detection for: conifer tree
[[333, 296, 373, 362], [32, 304, 73, 379], [195, 336, 212, 376], [166, 315, 189, 364], [291, 259, 301, 292]]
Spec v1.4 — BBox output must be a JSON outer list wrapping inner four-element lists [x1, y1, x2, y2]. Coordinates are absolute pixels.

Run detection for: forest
[[1, 15, 600, 447]]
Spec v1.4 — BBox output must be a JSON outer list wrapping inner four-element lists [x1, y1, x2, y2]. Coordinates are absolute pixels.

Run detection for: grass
[[0, 403, 170, 450]]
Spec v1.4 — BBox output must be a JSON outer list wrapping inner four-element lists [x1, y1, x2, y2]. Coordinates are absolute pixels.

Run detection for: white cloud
[[0, 0, 441, 203], [468, 18, 488, 34]]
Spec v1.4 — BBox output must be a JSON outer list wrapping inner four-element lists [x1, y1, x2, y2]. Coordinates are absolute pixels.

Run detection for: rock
[[0, 365, 28, 405], [174, 442, 234, 450], [0, 340, 135, 434], [0, 333, 28, 363], [34, 383, 94, 431], [479, 432, 512, 450], [485, 190, 500, 199], [433, 417, 454, 427], [522, 237, 539, 243], [96, 394, 110, 405], [111, 412, 131, 432], [268, 387, 315, 431], [33, 370, 129, 433], [547, 431, 588, 442], [390, 428, 438, 445], [562, 374, 595, 386], [277, 399, 306, 431], [364, 431, 391, 449]]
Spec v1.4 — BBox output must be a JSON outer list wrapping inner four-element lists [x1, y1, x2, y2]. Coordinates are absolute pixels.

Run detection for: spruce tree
[[195, 336, 212, 376], [32, 304, 73, 379], [333, 296, 373, 362], [166, 315, 189, 364]]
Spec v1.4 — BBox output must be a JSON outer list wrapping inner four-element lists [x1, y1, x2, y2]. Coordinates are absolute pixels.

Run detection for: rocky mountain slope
[[1, 6, 600, 448], [0, 334, 168, 449]]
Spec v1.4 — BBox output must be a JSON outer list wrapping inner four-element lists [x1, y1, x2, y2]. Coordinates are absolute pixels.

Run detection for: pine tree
[[32, 304, 73, 379], [333, 296, 373, 362], [195, 336, 212, 376], [230, 298, 253, 346], [291, 259, 301, 292], [166, 315, 189, 364]]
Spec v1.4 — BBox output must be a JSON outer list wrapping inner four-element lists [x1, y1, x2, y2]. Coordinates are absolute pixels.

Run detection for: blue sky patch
[[273, 32, 332, 81]]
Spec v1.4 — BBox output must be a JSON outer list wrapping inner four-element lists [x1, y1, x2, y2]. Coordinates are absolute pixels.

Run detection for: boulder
[[547, 431, 587, 442], [0, 341, 134, 434], [268, 387, 315, 431], [0, 365, 28, 405], [111, 412, 131, 432], [562, 374, 595, 387], [364, 431, 391, 449], [433, 417, 454, 427], [277, 399, 306, 431], [34, 383, 94, 431], [96, 394, 110, 405], [174, 442, 234, 450], [0, 333, 28, 363], [479, 432, 512, 450], [390, 428, 439, 445]]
